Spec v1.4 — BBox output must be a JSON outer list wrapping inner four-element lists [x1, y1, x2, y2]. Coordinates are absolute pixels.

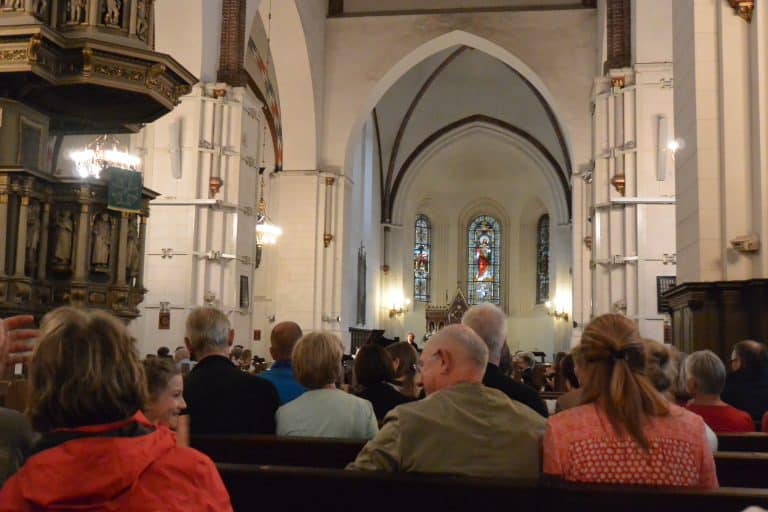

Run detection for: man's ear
[[228, 329, 235, 347], [269, 346, 277, 361], [184, 337, 192, 357], [437, 349, 452, 374]]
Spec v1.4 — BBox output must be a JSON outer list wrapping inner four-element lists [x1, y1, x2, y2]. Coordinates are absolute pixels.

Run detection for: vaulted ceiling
[[372, 45, 571, 223]]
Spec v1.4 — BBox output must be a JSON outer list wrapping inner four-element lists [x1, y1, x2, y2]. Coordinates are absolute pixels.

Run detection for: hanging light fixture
[[70, 134, 141, 179], [254, 0, 281, 268]]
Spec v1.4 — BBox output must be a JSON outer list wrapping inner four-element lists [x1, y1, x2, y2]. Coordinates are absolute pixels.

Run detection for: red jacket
[[0, 412, 231, 511]]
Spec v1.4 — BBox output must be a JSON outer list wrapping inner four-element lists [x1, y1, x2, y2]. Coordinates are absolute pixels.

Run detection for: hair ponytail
[[575, 314, 669, 450]]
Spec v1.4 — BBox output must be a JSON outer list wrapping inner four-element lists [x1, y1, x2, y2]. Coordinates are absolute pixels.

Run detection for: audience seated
[[348, 324, 546, 477], [555, 353, 582, 413], [462, 303, 548, 418], [722, 340, 768, 425], [183, 307, 279, 435], [353, 343, 415, 422], [685, 350, 753, 433], [174, 346, 194, 375], [543, 314, 717, 489], [385, 341, 421, 398], [517, 351, 537, 389], [258, 321, 307, 405], [157, 346, 172, 359], [143, 357, 186, 430], [276, 332, 378, 439], [0, 307, 231, 511]]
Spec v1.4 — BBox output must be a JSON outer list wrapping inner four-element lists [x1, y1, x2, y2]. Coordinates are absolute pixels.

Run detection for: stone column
[[14, 196, 29, 277], [37, 202, 50, 279], [73, 193, 90, 280], [116, 212, 129, 286]]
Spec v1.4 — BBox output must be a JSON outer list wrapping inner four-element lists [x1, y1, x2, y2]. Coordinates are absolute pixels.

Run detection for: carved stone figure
[[33, 0, 47, 17], [67, 0, 86, 24], [26, 202, 41, 268], [104, 0, 121, 26], [5, 0, 23, 10], [127, 215, 140, 278], [136, 0, 149, 40], [53, 211, 74, 266], [91, 212, 111, 270]]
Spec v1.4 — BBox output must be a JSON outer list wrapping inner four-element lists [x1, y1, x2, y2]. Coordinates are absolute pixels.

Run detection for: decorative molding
[[727, 0, 753, 23]]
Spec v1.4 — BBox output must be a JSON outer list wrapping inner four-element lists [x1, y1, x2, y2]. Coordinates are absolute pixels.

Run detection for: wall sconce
[[545, 293, 570, 322], [387, 292, 411, 319]]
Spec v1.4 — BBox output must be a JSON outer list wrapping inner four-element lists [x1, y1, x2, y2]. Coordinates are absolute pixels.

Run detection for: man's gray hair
[[685, 350, 726, 395], [461, 302, 507, 359], [185, 307, 230, 356], [436, 324, 489, 371]]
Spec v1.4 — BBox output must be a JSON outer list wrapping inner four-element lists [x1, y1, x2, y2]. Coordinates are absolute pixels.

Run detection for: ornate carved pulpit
[[425, 289, 469, 335]]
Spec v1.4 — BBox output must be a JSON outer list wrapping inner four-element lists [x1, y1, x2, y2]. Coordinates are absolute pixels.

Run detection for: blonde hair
[[292, 332, 344, 389], [28, 307, 146, 432], [574, 314, 669, 450]]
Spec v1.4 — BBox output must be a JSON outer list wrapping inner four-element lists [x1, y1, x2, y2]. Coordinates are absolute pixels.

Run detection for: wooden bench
[[718, 433, 768, 452], [191, 435, 365, 468], [715, 451, 768, 488], [216, 463, 768, 512]]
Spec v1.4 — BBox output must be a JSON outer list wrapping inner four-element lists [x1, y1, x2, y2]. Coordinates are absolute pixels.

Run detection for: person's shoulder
[[549, 403, 596, 427], [668, 403, 709, 428]]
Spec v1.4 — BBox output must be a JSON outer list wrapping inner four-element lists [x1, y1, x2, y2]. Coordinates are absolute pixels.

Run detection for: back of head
[[292, 332, 344, 389], [174, 347, 190, 363], [520, 352, 536, 368], [386, 342, 418, 379], [143, 357, 180, 400], [270, 321, 303, 361], [560, 353, 579, 389], [185, 307, 230, 358], [28, 307, 146, 432], [157, 346, 171, 358], [645, 340, 675, 393], [354, 343, 395, 388], [461, 302, 507, 362], [686, 350, 726, 396], [574, 314, 668, 449], [425, 324, 489, 390], [733, 340, 768, 377]]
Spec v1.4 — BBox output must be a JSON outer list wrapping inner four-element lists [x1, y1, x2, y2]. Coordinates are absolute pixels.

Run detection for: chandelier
[[255, 170, 282, 247], [70, 134, 141, 179]]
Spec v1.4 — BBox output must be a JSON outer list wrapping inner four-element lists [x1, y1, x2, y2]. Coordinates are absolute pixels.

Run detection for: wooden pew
[[715, 451, 768, 488], [216, 463, 768, 512], [717, 433, 768, 452], [191, 435, 365, 468]]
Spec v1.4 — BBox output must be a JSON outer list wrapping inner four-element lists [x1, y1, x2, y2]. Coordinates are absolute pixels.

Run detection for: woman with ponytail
[[542, 314, 717, 488]]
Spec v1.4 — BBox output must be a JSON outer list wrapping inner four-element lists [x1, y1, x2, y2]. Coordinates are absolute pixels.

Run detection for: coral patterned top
[[544, 403, 718, 489]]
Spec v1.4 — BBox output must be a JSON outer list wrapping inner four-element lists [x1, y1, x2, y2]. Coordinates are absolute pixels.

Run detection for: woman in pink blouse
[[543, 314, 717, 489]]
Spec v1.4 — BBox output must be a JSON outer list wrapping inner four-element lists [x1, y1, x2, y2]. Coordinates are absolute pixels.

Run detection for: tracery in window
[[413, 214, 431, 302], [467, 215, 501, 305], [536, 214, 550, 305]]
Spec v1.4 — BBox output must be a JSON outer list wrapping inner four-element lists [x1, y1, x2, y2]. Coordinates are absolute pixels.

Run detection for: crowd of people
[[0, 302, 767, 509]]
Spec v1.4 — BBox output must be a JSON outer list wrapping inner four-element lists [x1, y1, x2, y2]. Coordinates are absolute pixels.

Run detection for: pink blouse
[[544, 403, 718, 489]]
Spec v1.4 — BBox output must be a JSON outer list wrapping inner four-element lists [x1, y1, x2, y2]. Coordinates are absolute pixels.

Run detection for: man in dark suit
[[183, 307, 279, 435], [462, 303, 548, 418]]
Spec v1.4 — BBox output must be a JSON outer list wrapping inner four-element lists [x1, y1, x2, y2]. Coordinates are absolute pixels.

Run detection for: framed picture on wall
[[656, 275, 676, 313], [239, 276, 250, 309]]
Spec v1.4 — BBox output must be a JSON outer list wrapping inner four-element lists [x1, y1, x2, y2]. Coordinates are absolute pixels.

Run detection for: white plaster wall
[[155, 0, 219, 82]]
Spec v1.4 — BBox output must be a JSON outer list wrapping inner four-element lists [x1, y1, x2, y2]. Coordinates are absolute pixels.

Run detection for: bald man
[[347, 325, 546, 477], [722, 340, 768, 423], [257, 321, 307, 405]]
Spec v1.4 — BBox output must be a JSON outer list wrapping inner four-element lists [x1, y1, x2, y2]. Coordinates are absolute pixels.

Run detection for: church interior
[[3, 0, 768, 508]]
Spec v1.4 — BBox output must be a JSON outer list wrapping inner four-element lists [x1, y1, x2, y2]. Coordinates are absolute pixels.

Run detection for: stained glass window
[[536, 214, 550, 304], [413, 214, 431, 302], [467, 215, 501, 305]]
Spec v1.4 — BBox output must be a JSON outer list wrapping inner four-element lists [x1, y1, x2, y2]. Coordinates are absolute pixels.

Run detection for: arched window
[[413, 214, 431, 302], [536, 214, 550, 304], [467, 215, 501, 305]]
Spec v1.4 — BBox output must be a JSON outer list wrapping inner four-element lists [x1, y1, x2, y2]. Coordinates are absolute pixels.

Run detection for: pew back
[[714, 451, 768, 488], [717, 433, 768, 452], [192, 435, 365, 468], [216, 463, 768, 512]]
